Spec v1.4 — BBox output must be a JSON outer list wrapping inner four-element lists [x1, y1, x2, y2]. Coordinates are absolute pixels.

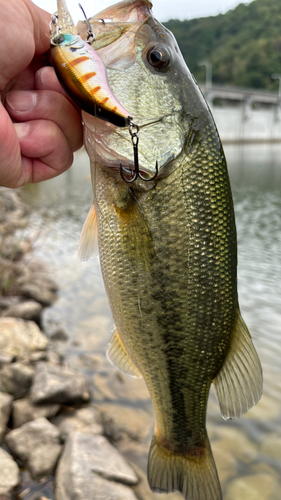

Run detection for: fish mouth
[[77, 1, 153, 54], [79, 0, 152, 26], [83, 111, 176, 178]]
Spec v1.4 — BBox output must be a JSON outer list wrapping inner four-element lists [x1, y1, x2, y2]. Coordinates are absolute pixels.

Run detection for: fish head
[[80, 0, 208, 181]]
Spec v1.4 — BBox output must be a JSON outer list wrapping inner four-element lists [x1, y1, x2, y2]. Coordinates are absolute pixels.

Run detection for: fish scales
[[94, 119, 236, 450], [78, 1, 263, 498]]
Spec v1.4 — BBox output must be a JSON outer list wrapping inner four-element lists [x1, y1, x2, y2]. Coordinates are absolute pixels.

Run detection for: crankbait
[[50, 11, 132, 127]]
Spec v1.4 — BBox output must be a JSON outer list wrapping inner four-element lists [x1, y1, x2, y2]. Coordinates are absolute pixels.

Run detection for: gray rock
[[52, 406, 103, 441], [0, 296, 21, 311], [31, 363, 90, 405], [92, 370, 150, 403], [213, 426, 258, 465], [0, 318, 47, 358], [56, 433, 138, 500], [225, 473, 280, 500], [12, 397, 60, 428], [20, 261, 58, 307], [0, 448, 20, 497], [0, 392, 13, 442], [50, 328, 69, 341], [21, 282, 57, 307], [0, 352, 14, 367], [260, 433, 281, 462], [1, 300, 43, 321], [5, 417, 62, 478], [0, 362, 35, 396], [28, 443, 62, 478], [99, 403, 153, 443]]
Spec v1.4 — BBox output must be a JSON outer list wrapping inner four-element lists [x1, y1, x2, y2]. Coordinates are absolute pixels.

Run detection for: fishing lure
[[50, 0, 158, 183], [50, 11, 132, 128]]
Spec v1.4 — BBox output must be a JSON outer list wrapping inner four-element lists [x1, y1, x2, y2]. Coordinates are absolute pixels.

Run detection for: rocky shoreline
[[1, 187, 280, 500], [0, 188, 158, 500]]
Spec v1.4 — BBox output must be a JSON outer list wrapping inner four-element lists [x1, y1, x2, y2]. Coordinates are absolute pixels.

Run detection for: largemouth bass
[[78, 1, 263, 499]]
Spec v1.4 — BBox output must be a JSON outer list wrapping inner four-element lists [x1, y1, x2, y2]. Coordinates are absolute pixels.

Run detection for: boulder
[[5, 417, 62, 478], [99, 403, 153, 443], [0, 448, 20, 497], [0, 392, 13, 442], [30, 363, 90, 405], [1, 300, 43, 321], [20, 260, 58, 306], [0, 352, 14, 368], [92, 369, 150, 403], [0, 317, 47, 358], [12, 397, 60, 428], [0, 362, 34, 396], [52, 406, 103, 441], [55, 432, 138, 500], [225, 473, 280, 500], [260, 433, 281, 462]]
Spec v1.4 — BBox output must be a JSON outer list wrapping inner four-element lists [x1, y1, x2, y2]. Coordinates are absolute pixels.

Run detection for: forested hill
[[163, 0, 281, 91]]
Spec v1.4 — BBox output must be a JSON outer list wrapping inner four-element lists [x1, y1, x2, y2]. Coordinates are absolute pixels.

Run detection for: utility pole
[[199, 61, 212, 89], [272, 73, 281, 97]]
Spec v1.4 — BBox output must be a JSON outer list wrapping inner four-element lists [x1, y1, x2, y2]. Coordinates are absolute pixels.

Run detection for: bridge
[[198, 84, 281, 143], [200, 84, 281, 106]]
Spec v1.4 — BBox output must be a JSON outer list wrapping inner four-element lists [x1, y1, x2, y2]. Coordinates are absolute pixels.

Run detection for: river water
[[21, 143, 281, 498]]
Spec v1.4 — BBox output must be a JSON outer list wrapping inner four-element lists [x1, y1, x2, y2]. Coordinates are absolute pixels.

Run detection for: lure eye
[[147, 45, 170, 71], [51, 35, 65, 46]]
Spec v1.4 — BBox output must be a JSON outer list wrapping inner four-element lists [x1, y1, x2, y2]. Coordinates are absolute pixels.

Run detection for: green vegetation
[[163, 0, 281, 91]]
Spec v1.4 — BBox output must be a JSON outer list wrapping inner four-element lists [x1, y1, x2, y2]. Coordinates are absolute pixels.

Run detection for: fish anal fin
[[106, 327, 142, 378], [148, 433, 222, 500], [213, 308, 263, 420], [78, 202, 98, 262]]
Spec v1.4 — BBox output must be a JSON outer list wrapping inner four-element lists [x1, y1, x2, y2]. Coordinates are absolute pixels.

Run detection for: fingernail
[[6, 91, 36, 112], [14, 123, 29, 139]]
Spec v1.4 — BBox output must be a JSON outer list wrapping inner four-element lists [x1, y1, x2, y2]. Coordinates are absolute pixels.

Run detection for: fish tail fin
[[148, 433, 222, 500]]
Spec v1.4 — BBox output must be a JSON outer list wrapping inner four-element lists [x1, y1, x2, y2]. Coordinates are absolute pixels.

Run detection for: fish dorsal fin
[[78, 202, 98, 262], [106, 327, 142, 378], [213, 309, 263, 420]]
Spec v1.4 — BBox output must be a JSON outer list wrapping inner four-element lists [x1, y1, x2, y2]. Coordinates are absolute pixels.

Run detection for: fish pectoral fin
[[106, 327, 142, 378], [213, 308, 263, 420], [115, 191, 155, 269], [78, 202, 98, 262], [148, 433, 222, 500]]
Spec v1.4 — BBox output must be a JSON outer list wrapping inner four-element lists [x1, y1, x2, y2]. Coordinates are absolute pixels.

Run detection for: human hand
[[0, 0, 83, 188]]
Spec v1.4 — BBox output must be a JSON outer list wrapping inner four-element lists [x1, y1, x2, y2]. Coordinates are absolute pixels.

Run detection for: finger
[[23, 0, 53, 56], [35, 66, 83, 116], [13, 119, 73, 186], [35, 66, 69, 96], [0, 1, 51, 88], [5, 89, 83, 152], [0, 102, 22, 187]]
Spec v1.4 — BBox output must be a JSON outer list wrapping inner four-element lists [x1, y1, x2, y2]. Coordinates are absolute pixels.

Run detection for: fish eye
[[52, 35, 65, 45], [147, 45, 170, 71]]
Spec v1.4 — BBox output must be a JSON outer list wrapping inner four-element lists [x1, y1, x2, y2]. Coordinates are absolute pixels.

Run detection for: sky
[[33, 0, 254, 23]]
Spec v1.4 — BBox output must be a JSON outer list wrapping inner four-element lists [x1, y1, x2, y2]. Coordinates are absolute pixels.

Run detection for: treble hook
[[120, 121, 158, 183], [50, 13, 59, 37], [79, 3, 95, 43]]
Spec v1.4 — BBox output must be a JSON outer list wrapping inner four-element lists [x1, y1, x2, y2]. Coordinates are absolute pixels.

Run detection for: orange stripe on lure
[[50, 32, 132, 128]]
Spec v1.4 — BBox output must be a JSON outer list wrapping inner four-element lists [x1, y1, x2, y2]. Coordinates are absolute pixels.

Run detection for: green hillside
[[164, 0, 281, 91]]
